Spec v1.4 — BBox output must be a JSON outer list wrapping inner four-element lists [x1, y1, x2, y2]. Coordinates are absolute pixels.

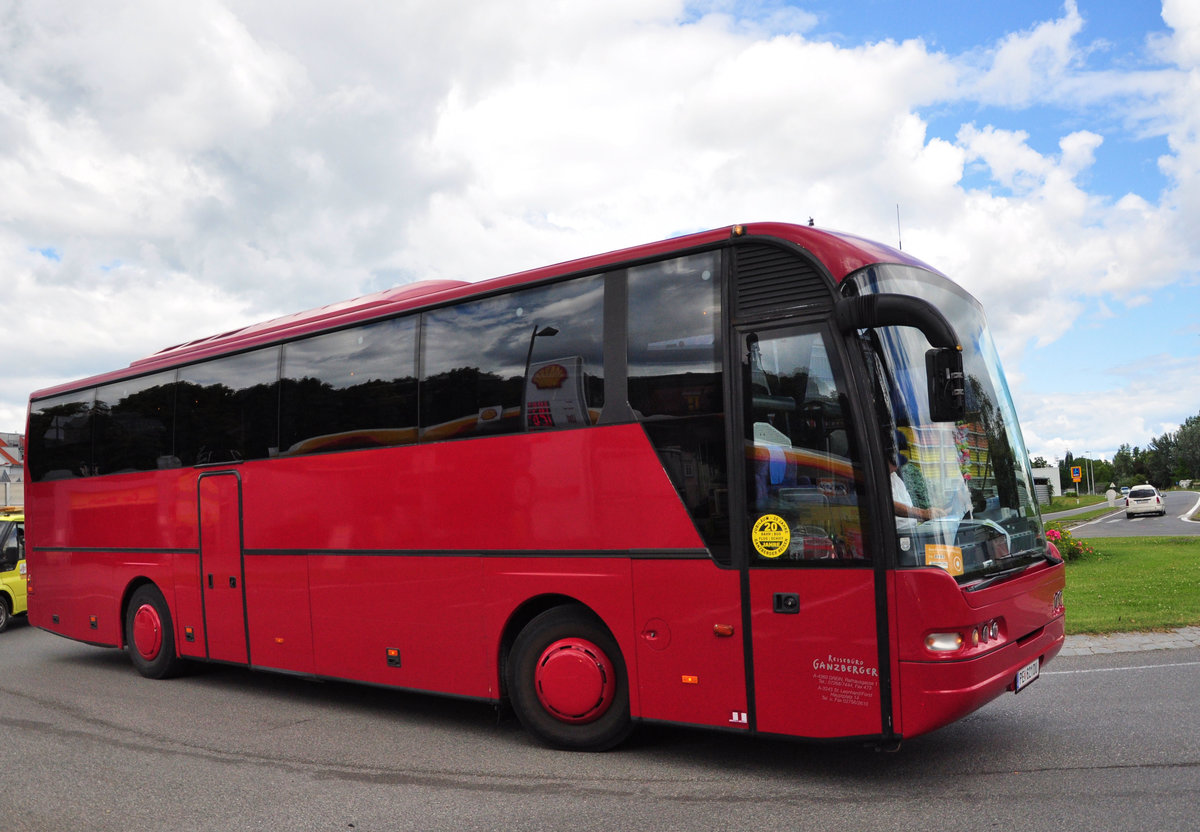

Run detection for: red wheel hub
[[534, 637, 616, 724], [132, 603, 163, 660]]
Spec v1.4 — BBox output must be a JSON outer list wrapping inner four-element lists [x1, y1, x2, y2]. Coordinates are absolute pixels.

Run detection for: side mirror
[[926, 347, 965, 422], [834, 294, 967, 423]]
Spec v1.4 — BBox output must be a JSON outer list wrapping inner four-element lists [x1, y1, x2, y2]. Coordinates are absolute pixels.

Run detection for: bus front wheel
[[507, 606, 632, 751], [124, 584, 184, 679]]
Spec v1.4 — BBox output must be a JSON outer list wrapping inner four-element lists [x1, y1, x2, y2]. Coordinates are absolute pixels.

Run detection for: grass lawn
[[1044, 493, 1111, 513], [1064, 536, 1200, 634]]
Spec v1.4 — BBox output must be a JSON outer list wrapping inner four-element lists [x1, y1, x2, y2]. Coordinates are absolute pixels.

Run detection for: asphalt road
[[2, 620, 1197, 832], [1056, 490, 1200, 539]]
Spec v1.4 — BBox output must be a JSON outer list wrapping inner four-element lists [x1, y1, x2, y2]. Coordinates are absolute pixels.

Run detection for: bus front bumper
[[897, 614, 1065, 739]]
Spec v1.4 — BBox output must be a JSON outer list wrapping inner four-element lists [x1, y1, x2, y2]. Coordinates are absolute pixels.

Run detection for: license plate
[[1014, 657, 1040, 692]]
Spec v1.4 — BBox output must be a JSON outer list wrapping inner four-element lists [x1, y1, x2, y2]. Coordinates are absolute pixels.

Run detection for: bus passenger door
[[736, 324, 883, 739], [198, 472, 249, 664]]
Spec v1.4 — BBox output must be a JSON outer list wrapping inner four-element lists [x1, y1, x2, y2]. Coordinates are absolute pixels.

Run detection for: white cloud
[[0, 0, 1197, 470], [1021, 351, 1198, 463], [1153, 0, 1200, 68], [967, 0, 1085, 107]]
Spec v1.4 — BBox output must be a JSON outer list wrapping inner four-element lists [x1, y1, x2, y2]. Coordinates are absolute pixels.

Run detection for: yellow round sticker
[[752, 514, 791, 559]]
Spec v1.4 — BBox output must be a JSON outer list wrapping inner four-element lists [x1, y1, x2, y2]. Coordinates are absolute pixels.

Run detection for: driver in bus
[[890, 448, 944, 532]]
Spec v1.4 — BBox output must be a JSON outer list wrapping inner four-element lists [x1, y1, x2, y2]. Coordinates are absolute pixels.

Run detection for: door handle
[[773, 592, 800, 614]]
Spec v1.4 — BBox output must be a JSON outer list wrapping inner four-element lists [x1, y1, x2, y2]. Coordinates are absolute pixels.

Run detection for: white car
[[1125, 485, 1166, 518]]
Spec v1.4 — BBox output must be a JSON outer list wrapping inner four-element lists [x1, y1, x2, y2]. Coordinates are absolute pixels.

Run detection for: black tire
[[124, 584, 184, 679], [507, 606, 632, 751], [0, 596, 10, 633]]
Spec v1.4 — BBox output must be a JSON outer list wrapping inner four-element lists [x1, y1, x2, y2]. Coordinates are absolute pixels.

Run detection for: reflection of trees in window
[[280, 317, 417, 454], [967, 374, 1018, 509], [30, 273, 607, 473], [29, 393, 95, 480], [176, 349, 280, 465], [95, 373, 176, 473], [420, 367, 520, 438], [420, 275, 604, 440]]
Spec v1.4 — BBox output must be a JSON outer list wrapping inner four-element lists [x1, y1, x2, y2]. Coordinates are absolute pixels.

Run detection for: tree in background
[[1112, 445, 1135, 484], [1023, 409, 1200, 492], [1176, 415, 1200, 481]]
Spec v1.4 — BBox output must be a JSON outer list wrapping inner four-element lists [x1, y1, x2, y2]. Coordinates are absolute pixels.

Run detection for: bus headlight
[[925, 632, 963, 652]]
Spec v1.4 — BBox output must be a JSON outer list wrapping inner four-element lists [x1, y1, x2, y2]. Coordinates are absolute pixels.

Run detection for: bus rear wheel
[[125, 584, 184, 679], [507, 606, 632, 751]]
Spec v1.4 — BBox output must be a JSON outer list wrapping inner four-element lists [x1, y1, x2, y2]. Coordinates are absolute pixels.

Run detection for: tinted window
[[0, 520, 21, 569], [28, 390, 95, 481], [176, 348, 280, 465], [280, 317, 418, 455], [627, 252, 729, 562], [628, 253, 722, 417], [95, 371, 177, 473], [421, 275, 604, 440]]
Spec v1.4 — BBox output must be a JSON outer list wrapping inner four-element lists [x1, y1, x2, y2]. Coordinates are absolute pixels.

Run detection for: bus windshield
[[849, 265, 1048, 585]]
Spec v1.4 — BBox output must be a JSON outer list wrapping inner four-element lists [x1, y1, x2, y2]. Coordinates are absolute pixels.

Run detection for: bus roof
[[31, 222, 933, 399]]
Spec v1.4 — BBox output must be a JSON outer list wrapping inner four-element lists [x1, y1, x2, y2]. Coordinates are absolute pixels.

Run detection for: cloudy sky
[[2, 0, 1198, 464]]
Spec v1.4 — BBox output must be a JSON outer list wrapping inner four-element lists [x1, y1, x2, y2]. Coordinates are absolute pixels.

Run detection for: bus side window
[[176, 348, 281, 465], [420, 275, 605, 442], [95, 371, 177, 474], [28, 390, 96, 481], [626, 252, 730, 563], [280, 317, 418, 456]]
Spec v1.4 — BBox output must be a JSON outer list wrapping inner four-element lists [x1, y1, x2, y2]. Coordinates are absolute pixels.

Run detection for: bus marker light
[[682, 675, 699, 685], [713, 624, 735, 637], [386, 648, 402, 667], [926, 632, 963, 652], [275, 637, 285, 645]]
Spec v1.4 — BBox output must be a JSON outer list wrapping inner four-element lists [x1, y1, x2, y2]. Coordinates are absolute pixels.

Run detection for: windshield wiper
[[961, 556, 1040, 591]]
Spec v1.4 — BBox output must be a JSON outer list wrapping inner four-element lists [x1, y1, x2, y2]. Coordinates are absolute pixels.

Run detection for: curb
[[1060, 626, 1200, 656]]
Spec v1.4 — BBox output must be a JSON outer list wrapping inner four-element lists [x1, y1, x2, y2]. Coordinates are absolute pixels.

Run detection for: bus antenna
[[896, 204, 903, 250]]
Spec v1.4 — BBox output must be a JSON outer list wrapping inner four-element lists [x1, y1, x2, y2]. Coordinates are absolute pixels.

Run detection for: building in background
[[1, 433, 23, 507], [1031, 466, 1061, 506]]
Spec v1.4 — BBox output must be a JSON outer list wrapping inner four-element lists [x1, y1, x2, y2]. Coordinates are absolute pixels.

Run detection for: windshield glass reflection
[[850, 265, 1047, 583]]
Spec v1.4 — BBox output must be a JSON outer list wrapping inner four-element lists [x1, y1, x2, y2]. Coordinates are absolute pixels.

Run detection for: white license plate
[[1014, 657, 1040, 692]]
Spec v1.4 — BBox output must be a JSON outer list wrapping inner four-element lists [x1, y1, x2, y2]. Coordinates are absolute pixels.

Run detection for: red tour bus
[[25, 222, 1064, 750]]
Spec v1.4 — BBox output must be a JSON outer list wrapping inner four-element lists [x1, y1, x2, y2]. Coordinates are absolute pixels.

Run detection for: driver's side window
[[744, 328, 867, 564], [0, 525, 20, 570]]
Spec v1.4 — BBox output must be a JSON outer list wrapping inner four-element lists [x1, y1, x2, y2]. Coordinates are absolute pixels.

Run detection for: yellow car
[[0, 511, 25, 632]]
